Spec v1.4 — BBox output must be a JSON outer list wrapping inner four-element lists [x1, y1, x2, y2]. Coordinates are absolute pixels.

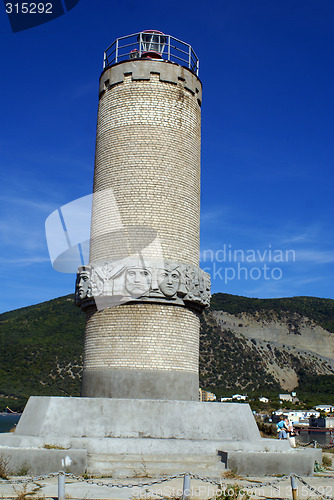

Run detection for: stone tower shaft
[[91, 60, 202, 265], [76, 33, 210, 401]]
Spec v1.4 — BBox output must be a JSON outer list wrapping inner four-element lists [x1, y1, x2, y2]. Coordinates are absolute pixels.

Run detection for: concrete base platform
[[0, 397, 321, 477]]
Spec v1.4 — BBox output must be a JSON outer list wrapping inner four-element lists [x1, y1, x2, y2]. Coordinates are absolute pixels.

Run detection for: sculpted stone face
[[125, 267, 151, 297], [76, 259, 210, 310], [186, 268, 201, 299], [158, 268, 180, 297], [77, 267, 92, 299]]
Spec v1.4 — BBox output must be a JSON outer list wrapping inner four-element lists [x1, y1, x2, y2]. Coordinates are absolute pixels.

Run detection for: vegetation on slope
[[0, 295, 84, 411], [0, 293, 333, 411]]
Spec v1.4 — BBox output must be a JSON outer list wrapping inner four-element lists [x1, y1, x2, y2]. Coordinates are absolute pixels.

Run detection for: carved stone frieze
[[75, 259, 211, 312]]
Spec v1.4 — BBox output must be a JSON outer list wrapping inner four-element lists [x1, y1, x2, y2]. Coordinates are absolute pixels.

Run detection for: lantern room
[[138, 30, 167, 59]]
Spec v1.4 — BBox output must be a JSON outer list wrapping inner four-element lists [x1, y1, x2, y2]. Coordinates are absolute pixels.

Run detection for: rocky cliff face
[[200, 306, 334, 391]]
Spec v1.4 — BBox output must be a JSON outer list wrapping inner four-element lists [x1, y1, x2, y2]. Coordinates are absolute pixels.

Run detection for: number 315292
[[5, 3, 53, 14]]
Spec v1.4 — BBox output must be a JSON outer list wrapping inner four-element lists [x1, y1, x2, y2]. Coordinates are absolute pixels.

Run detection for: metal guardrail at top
[[103, 31, 199, 76]]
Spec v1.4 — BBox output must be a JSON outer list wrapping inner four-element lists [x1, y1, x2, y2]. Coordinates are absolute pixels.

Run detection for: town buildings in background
[[199, 390, 334, 428]]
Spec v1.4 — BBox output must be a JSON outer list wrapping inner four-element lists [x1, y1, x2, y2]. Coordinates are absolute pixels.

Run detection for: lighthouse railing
[[103, 32, 199, 76]]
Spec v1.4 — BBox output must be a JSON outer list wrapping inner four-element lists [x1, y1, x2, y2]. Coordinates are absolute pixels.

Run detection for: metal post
[[58, 472, 65, 500], [290, 475, 299, 500], [115, 39, 119, 64], [188, 46, 191, 70], [182, 473, 191, 500], [168, 35, 170, 62]]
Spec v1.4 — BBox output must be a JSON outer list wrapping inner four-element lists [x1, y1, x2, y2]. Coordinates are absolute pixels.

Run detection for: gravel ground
[[1, 467, 334, 500]]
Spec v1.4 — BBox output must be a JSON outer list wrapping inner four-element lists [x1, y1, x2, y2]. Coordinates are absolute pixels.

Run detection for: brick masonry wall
[[90, 67, 202, 265], [84, 303, 199, 374], [84, 62, 202, 388]]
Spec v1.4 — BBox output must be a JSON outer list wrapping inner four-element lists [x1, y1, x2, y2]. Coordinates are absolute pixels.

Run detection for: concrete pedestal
[[0, 397, 321, 477]]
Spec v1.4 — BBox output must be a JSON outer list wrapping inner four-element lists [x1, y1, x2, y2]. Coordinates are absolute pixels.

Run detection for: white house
[[286, 411, 307, 423], [259, 397, 269, 403], [326, 417, 334, 428], [220, 397, 233, 402], [273, 410, 320, 422], [232, 394, 247, 401], [304, 410, 320, 418], [315, 405, 334, 413], [279, 394, 293, 402]]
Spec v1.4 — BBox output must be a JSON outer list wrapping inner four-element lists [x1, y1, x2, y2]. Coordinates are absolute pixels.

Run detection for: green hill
[[0, 295, 84, 410], [0, 293, 333, 411]]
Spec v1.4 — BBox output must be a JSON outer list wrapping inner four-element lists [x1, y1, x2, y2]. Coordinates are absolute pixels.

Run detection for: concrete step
[[88, 453, 224, 463], [87, 453, 226, 478]]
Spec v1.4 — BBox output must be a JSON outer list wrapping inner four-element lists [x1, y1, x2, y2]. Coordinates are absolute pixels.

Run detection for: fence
[[1, 468, 334, 500], [103, 31, 199, 75]]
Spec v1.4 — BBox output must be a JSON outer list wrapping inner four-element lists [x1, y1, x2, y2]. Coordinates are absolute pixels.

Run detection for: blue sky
[[0, 0, 333, 314]]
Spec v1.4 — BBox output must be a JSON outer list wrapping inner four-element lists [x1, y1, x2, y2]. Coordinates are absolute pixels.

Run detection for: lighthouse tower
[[76, 30, 210, 401], [1, 31, 318, 479]]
